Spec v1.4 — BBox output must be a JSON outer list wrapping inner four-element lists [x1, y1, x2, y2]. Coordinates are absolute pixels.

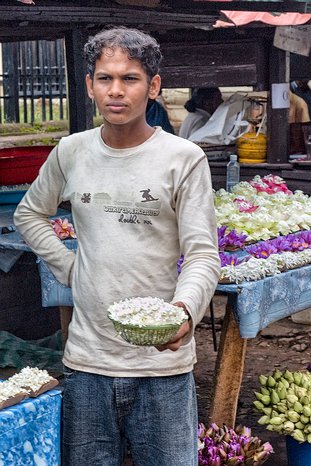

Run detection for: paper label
[[271, 83, 290, 109], [274, 25, 311, 57]]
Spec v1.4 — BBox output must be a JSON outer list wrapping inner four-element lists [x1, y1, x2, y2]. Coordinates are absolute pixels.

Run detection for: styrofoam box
[[0, 388, 62, 466]]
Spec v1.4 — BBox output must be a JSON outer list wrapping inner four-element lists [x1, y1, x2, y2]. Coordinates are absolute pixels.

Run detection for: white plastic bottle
[[226, 154, 240, 192]]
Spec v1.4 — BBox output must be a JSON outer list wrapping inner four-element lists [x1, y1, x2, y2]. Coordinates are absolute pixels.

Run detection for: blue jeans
[[62, 369, 198, 466]]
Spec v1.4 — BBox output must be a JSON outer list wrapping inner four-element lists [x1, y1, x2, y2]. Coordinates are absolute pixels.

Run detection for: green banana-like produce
[[267, 375, 276, 387], [270, 389, 280, 404], [254, 369, 311, 444]]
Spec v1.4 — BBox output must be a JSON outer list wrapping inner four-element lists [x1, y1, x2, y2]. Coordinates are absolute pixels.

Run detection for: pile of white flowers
[[0, 381, 29, 405], [220, 249, 311, 284], [107, 296, 187, 327], [214, 182, 311, 242], [0, 367, 57, 409], [9, 366, 55, 392]]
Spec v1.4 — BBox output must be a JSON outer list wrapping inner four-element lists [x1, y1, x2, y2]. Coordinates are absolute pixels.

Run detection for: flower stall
[[2, 174, 311, 464], [210, 175, 311, 431]]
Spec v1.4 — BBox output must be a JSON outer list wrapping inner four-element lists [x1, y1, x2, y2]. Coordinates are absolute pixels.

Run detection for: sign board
[[274, 25, 311, 57]]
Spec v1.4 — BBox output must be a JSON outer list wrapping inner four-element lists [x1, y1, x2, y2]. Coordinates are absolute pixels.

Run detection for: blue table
[[217, 265, 311, 338]]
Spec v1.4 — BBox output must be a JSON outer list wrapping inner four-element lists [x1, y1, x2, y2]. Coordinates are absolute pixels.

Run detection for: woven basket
[[108, 316, 182, 346]]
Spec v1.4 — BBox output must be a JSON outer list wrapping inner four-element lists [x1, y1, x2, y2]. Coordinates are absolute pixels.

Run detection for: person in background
[[179, 87, 223, 139], [146, 90, 175, 134], [288, 90, 310, 124], [291, 80, 311, 118], [14, 26, 220, 466]]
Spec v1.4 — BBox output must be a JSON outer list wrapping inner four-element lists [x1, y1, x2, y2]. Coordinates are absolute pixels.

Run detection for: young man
[[14, 27, 220, 465]]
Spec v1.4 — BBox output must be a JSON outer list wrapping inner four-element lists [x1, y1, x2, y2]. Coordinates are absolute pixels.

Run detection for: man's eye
[[125, 76, 138, 81], [98, 76, 110, 81]]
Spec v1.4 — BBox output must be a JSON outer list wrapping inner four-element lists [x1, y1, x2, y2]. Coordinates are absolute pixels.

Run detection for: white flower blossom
[[107, 296, 187, 327]]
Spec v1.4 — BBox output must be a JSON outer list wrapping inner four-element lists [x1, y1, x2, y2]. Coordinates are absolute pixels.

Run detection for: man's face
[[86, 47, 160, 128]]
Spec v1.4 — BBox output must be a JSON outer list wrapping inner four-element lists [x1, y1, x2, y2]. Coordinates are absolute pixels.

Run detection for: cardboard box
[[0, 389, 62, 466]]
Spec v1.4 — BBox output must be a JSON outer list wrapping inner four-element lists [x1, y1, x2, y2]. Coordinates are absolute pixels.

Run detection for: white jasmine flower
[[107, 296, 187, 327]]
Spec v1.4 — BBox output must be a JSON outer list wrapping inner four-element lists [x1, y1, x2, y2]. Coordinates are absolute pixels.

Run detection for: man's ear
[[148, 74, 161, 100], [86, 74, 94, 100]]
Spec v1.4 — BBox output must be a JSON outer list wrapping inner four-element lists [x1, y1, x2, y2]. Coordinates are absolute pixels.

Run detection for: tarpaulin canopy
[[214, 10, 311, 26], [194, 0, 311, 13]]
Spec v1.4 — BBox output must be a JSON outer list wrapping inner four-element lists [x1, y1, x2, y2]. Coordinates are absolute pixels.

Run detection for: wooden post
[[266, 46, 290, 164], [208, 300, 247, 427], [65, 27, 93, 134]]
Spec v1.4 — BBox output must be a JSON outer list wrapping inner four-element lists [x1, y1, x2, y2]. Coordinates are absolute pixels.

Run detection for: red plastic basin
[[0, 146, 53, 185]]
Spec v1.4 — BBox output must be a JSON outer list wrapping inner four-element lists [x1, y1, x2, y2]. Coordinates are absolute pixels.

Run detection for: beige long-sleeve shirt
[[14, 126, 220, 377]]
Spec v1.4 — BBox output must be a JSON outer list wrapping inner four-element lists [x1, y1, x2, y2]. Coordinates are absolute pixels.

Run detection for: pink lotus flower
[[51, 218, 76, 240], [250, 175, 292, 195], [234, 198, 259, 213]]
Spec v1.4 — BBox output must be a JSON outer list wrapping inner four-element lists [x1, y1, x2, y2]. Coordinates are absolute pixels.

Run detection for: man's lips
[[107, 102, 127, 111]]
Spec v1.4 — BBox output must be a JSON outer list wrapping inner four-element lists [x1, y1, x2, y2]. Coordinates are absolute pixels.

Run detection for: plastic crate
[[0, 146, 53, 185]]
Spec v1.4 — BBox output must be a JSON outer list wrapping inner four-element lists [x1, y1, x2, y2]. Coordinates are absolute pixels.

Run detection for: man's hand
[[156, 301, 191, 352]]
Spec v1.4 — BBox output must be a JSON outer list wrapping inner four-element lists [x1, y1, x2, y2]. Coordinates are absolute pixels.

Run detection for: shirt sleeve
[[172, 154, 220, 342], [13, 144, 76, 287]]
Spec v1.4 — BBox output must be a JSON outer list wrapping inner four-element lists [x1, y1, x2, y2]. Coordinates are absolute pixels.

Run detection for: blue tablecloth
[[218, 265, 311, 337], [0, 388, 61, 465]]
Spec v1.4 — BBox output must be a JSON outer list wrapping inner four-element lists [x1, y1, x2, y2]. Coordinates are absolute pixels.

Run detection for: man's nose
[[108, 79, 125, 97]]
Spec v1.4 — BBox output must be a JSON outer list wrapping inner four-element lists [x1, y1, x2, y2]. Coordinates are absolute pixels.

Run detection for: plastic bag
[[189, 93, 251, 145]]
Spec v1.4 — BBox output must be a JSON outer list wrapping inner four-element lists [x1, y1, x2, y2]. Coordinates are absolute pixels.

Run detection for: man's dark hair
[[185, 87, 222, 113], [84, 27, 162, 81]]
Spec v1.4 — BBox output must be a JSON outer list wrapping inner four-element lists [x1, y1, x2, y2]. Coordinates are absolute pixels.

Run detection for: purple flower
[[218, 226, 228, 250], [307, 363, 311, 372], [299, 230, 311, 246], [177, 255, 184, 274], [246, 242, 277, 259], [225, 230, 248, 249], [289, 234, 310, 251], [198, 423, 273, 465], [219, 252, 245, 267], [269, 236, 292, 252], [218, 226, 247, 251]]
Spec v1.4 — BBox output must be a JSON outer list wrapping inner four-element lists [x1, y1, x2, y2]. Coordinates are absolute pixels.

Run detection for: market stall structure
[[1, 0, 311, 188], [1, 1, 311, 463]]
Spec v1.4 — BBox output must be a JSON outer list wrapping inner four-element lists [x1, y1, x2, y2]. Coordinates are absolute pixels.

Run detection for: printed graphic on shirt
[[75, 188, 161, 226], [139, 189, 159, 202]]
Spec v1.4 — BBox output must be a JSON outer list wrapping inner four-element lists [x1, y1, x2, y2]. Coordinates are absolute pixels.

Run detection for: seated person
[[289, 90, 310, 124], [291, 80, 311, 118], [146, 98, 175, 134], [179, 87, 223, 139]]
